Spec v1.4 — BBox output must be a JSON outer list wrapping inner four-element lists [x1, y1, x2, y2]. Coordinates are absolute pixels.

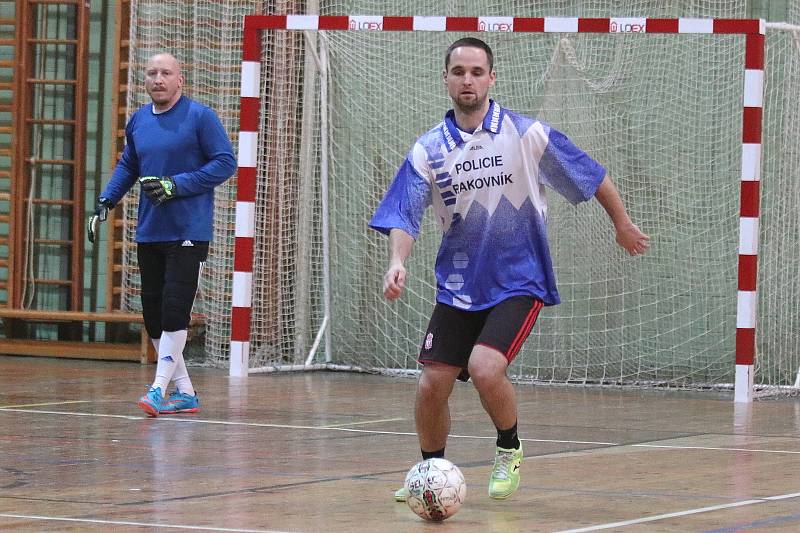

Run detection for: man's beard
[[454, 93, 486, 114]]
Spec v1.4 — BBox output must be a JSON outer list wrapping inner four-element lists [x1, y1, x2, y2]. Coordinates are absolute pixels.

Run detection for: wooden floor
[[1, 356, 800, 532]]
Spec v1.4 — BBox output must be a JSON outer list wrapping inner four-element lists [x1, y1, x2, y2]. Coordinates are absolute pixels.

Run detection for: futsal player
[[88, 53, 236, 416], [369, 37, 649, 500]]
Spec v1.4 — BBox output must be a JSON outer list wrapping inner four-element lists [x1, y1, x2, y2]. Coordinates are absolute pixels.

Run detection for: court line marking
[[702, 509, 800, 533], [2, 407, 800, 454], [0, 407, 614, 445], [628, 443, 800, 454], [0, 513, 293, 532], [321, 417, 404, 428], [0, 400, 90, 408], [0, 408, 143, 420], [554, 492, 800, 532]]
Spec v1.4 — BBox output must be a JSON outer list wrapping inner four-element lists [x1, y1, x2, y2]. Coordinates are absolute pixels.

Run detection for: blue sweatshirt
[[101, 95, 237, 242]]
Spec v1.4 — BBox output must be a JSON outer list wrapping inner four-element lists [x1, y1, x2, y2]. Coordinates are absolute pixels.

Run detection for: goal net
[[758, 21, 800, 390], [235, 16, 762, 389], [121, 1, 800, 393]]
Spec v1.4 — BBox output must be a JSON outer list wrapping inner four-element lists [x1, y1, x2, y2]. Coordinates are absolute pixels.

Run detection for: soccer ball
[[404, 458, 466, 521]]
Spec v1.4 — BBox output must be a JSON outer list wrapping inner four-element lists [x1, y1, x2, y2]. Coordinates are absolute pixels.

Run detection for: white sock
[[162, 329, 194, 396], [173, 353, 195, 397], [151, 330, 188, 395], [149, 338, 164, 395]]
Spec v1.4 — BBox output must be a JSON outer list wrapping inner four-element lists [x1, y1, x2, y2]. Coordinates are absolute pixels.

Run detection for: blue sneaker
[[137, 386, 163, 417], [159, 390, 200, 414]]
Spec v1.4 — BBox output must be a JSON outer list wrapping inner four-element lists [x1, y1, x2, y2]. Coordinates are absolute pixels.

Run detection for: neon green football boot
[[488, 445, 523, 500]]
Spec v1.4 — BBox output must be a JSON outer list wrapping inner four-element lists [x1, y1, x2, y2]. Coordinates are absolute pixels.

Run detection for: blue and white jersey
[[369, 100, 605, 309]]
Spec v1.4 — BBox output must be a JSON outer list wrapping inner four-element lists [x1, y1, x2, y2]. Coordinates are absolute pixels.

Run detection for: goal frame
[[229, 14, 765, 403]]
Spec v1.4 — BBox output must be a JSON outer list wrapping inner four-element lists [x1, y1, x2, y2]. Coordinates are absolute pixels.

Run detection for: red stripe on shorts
[[506, 299, 544, 359]]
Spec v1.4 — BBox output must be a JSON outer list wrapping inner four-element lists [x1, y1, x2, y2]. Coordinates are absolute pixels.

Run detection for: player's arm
[[384, 228, 415, 300], [534, 124, 649, 255], [102, 125, 140, 202], [168, 107, 236, 197], [88, 125, 140, 243], [594, 174, 650, 256], [369, 144, 432, 300], [140, 108, 235, 205]]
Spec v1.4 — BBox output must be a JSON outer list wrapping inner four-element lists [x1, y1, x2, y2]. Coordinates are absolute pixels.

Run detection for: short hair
[[445, 38, 494, 71]]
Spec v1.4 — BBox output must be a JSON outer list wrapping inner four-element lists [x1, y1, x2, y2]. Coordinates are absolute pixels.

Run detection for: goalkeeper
[[370, 38, 649, 501], [88, 53, 236, 417]]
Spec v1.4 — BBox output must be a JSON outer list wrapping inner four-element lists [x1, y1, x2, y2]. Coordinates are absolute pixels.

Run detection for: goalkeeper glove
[[87, 197, 115, 244], [139, 176, 177, 206]]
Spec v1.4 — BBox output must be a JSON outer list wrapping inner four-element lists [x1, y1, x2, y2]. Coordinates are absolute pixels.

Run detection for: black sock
[[496, 422, 520, 450], [421, 447, 445, 460]]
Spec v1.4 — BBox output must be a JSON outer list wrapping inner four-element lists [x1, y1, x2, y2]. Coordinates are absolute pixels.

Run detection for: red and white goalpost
[[229, 15, 765, 403]]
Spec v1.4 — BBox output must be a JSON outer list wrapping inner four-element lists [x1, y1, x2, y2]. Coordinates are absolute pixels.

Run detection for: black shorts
[[137, 240, 209, 337], [419, 295, 544, 381]]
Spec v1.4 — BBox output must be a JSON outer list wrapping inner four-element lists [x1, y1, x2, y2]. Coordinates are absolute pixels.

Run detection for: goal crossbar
[[230, 15, 765, 403]]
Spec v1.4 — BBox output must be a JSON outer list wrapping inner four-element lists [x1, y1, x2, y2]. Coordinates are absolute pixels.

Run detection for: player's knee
[[142, 318, 162, 340], [468, 361, 505, 391], [469, 369, 492, 392], [417, 377, 440, 403], [161, 293, 192, 331], [418, 368, 456, 403], [140, 291, 163, 338], [140, 290, 161, 314], [162, 311, 190, 331], [417, 382, 451, 407]]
